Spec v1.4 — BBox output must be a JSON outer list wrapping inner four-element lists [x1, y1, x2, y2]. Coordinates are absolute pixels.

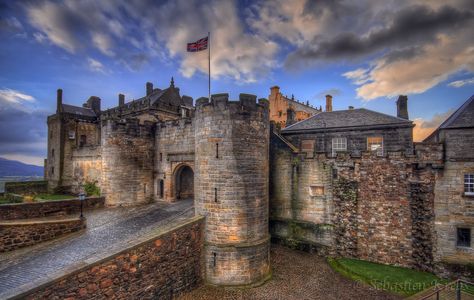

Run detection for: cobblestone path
[[0, 199, 194, 299]]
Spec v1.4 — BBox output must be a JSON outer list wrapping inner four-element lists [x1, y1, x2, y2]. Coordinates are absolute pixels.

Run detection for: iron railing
[[418, 279, 474, 300]]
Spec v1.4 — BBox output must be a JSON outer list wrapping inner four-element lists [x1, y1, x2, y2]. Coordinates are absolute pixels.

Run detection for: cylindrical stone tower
[[195, 93, 271, 286]]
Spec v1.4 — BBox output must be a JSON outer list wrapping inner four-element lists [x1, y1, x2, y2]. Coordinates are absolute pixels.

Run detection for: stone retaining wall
[[4, 181, 48, 195], [0, 197, 104, 220], [0, 217, 85, 252], [18, 216, 204, 300]]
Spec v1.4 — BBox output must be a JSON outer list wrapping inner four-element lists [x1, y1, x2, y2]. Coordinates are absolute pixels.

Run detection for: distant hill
[[0, 157, 44, 177]]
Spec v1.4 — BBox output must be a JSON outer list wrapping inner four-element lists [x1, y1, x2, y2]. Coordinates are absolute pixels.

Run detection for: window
[[51, 149, 55, 157], [465, 174, 474, 195], [367, 136, 384, 156], [50, 131, 53, 139], [79, 135, 87, 147], [68, 131, 75, 139], [51, 167, 54, 175], [457, 228, 471, 247], [279, 111, 282, 117], [332, 137, 347, 156], [159, 153, 163, 162], [310, 186, 324, 196]]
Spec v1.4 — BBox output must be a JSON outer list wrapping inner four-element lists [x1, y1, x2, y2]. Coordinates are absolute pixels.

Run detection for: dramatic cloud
[[0, 89, 47, 163], [345, 33, 474, 100], [24, 0, 278, 82], [413, 109, 454, 141], [448, 77, 474, 88], [249, 0, 474, 98]]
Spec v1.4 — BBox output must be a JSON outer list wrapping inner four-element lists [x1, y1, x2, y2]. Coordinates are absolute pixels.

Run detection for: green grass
[[35, 194, 76, 201], [328, 257, 448, 297]]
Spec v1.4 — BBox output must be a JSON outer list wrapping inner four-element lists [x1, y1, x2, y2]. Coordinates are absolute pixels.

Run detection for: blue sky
[[0, 0, 473, 165]]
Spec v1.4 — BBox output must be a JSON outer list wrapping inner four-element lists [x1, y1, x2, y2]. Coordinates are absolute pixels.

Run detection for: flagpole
[[208, 31, 211, 102]]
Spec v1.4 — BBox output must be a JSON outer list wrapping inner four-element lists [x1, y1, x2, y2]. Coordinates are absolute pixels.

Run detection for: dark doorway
[[159, 180, 164, 198], [175, 165, 194, 199]]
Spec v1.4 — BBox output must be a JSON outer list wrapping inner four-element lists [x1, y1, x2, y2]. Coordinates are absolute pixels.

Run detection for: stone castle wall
[[101, 118, 154, 206], [0, 217, 85, 252], [194, 94, 271, 286], [21, 217, 204, 300], [270, 138, 443, 269], [155, 118, 195, 202]]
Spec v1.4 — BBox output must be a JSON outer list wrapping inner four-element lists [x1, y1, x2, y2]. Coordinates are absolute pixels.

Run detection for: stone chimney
[[325, 94, 333, 112], [396, 95, 409, 119], [348, 106, 354, 110], [87, 96, 101, 115], [270, 86, 280, 97], [286, 107, 295, 126], [146, 82, 153, 96], [118, 94, 125, 106], [56, 89, 63, 113]]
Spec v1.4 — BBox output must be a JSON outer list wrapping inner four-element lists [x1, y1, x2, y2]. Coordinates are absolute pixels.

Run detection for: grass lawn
[[328, 257, 448, 297], [35, 194, 76, 201]]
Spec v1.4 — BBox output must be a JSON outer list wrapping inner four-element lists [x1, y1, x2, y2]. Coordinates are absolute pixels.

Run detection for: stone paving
[[0, 199, 194, 299]]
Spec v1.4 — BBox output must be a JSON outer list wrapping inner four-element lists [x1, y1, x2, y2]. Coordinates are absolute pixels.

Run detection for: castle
[[45, 79, 474, 284]]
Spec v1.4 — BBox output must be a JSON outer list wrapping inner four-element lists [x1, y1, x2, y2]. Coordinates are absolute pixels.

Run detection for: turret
[[194, 93, 271, 286]]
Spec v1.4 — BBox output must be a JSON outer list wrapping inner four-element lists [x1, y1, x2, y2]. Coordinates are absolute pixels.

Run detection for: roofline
[[438, 94, 474, 129], [282, 122, 414, 135]]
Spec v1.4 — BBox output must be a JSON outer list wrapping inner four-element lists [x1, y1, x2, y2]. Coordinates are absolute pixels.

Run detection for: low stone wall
[[0, 197, 104, 220], [18, 216, 204, 300], [4, 181, 48, 195], [0, 217, 85, 252]]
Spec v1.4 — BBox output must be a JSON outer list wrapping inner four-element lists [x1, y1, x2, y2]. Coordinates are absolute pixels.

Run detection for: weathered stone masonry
[[20, 217, 204, 300], [195, 94, 271, 286]]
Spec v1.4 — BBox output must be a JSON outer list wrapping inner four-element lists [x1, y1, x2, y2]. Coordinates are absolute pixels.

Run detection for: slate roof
[[437, 95, 474, 129], [283, 108, 411, 132], [61, 104, 97, 117]]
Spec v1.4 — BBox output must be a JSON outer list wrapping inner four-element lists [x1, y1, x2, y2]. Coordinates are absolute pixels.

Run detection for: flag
[[187, 37, 208, 52]]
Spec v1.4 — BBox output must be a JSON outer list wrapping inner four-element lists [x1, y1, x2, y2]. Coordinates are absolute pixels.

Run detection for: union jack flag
[[187, 37, 208, 52]]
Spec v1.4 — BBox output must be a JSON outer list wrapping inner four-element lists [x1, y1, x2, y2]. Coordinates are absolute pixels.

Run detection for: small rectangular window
[[51, 167, 54, 175], [465, 174, 474, 195], [159, 153, 163, 162], [68, 131, 75, 139], [367, 136, 384, 156], [332, 137, 347, 156], [457, 227, 471, 247], [310, 186, 324, 196]]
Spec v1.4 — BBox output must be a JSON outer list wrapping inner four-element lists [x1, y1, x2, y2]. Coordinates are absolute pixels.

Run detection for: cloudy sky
[[0, 0, 473, 166]]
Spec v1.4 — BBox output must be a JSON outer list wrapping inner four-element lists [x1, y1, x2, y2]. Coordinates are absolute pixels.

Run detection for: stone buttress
[[194, 93, 271, 286]]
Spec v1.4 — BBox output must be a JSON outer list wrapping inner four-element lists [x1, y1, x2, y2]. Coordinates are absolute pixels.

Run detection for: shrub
[[84, 181, 100, 196]]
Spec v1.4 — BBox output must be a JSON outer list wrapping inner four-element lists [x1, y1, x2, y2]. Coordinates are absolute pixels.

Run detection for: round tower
[[194, 93, 271, 286]]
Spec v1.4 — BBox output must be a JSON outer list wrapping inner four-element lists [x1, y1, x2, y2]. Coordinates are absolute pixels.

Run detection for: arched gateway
[[174, 165, 194, 200]]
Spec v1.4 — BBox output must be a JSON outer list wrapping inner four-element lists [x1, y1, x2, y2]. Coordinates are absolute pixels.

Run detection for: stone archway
[[174, 165, 194, 200]]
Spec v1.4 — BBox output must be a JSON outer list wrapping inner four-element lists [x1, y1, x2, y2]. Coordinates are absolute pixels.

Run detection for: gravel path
[[179, 244, 401, 300]]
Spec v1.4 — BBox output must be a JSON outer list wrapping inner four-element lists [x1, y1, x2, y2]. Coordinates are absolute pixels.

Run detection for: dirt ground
[[178, 244, 401, 300]]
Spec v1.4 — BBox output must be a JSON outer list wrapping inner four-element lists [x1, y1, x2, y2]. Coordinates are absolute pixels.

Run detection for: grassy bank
[[328, 257, 447, 297]]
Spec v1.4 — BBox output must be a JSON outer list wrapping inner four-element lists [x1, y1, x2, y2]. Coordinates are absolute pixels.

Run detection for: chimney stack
[[396, 95, 409, 119], [348, 106, 354, 110], [56, 89, 63, 113], [87, 96, 101, 115], [325, 94, 333, 112], [118, 94, 125, 106], [146, 82, 153, 96]]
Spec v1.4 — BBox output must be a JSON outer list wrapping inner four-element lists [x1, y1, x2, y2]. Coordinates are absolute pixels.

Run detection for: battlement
[[102, 118, 155, 138], [195, 93, 269, 120]]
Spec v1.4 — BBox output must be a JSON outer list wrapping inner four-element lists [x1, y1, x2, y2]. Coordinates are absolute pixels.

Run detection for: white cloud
[[33, 32, 47, 43], [91, 32, 115, 56], [87, 57, 106, 74], [448, 77, 474, 88], [413, 109, 454, 141], [345, 33, 474, 100], [0, 89, 35, 104]]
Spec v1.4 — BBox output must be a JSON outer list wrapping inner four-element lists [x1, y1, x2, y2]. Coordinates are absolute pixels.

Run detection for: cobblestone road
[[0, 199, 194, 299]]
